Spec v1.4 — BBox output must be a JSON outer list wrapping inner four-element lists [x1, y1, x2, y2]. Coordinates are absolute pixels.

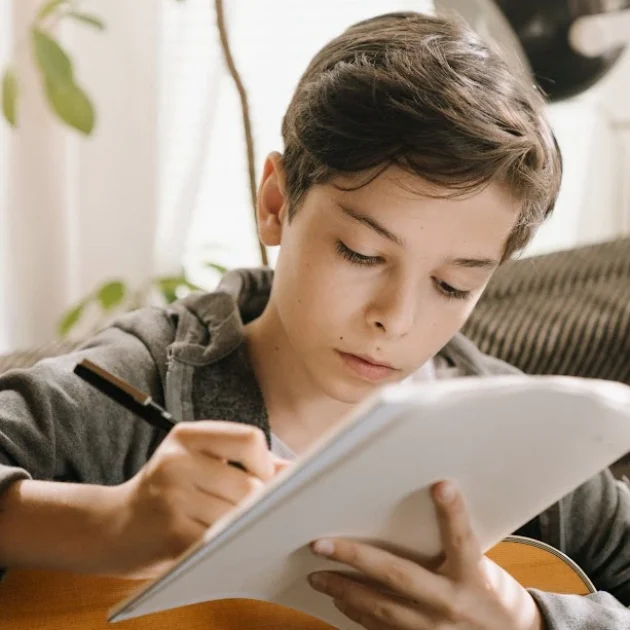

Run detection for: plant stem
[[215, 0, 268, 267]]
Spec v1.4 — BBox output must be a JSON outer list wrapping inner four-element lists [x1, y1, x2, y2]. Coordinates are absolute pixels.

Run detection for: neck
[[244, 303, 355, 454]]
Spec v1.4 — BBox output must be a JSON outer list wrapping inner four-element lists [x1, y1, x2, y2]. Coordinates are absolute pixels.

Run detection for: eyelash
[[336, 240, 381, 266], [434, 280, 471, 301], [335, 240, 472, 301]]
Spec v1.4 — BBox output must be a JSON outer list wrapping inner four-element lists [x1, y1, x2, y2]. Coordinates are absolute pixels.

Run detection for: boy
[[0, 10, 629, 629]]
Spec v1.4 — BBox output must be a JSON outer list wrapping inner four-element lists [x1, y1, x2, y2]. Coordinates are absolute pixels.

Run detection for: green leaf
[[158, 281, 179, 304], [58, 301, 85, 337], [97, 281, 126, 310], [32, 28, 73, 84], [156, 276, 200, 304], [37, 0, 70, 22], [31, 29, 95, 133], [204, 262, 228, 274], [2, 68, 18, 128], [67, 12, 106, 30], [157, 276, 201, 291], [44, 77, 95, 134]]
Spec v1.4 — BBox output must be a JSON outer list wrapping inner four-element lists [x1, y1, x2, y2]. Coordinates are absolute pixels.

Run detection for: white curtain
[[156, 0, 229, 276], [0, 0, 164, 352], [167, 0, 435, 284], [0, 0, 12, 351]]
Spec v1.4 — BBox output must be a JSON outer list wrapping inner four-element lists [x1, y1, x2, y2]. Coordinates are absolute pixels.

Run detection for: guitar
[[1, 535, 595, 629]]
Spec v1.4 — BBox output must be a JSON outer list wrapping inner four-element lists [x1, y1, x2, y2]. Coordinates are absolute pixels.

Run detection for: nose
[[365, 275, 417, 338]]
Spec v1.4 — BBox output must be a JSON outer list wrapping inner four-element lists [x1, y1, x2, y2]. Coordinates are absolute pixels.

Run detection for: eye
[[433, 278, 471, 301], [336, 240, 382, 266]]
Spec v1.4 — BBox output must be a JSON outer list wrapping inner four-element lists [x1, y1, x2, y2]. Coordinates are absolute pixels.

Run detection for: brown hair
[[281, 11, 562, 259]]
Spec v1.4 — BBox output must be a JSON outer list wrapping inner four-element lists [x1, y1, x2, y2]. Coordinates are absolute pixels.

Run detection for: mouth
[[336, 351, 399, 382]]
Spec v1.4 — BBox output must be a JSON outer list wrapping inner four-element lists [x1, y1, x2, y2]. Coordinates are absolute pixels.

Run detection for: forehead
[[326, 167, 519, 260]]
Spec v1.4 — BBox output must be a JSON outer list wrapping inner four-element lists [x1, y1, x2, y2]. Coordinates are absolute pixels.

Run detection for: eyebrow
[[337, 201, 500, 270], [337, 202, 404, 247], [444, 256, 499, 270]]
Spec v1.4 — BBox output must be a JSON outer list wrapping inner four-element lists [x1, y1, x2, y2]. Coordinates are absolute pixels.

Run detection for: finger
[[310, 538, 452, 611], [309, 572, 433, 630], [190, 454, 266, 504], [187, 489, 236, 529], [431, 480, 483, 580], [173, 421, 275, 481]]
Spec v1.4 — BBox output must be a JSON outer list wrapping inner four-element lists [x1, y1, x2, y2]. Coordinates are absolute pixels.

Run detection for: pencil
[[73, 358, 246, 471], [74, 359, 176, 432]]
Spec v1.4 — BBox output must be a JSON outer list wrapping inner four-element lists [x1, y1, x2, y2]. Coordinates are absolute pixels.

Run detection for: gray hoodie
[[0, 268, 629, 628]]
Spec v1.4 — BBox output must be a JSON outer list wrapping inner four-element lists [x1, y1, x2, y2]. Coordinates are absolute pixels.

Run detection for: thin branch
[[215, 0, 268, 266]]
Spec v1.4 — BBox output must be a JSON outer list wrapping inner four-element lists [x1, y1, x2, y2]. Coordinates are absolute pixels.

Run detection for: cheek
[[295, 271, 357, 333], [411, 299, 478, 358], [276, 250, 354, 336], [296, 240, 359, 303], [429, 312, 464, 340]]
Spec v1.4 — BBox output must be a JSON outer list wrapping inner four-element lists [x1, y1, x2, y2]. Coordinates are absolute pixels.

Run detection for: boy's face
[[258, 153, 519, 403]]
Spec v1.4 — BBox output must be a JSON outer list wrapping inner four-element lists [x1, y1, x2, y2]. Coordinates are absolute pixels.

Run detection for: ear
[[256, 152, 288, 247]]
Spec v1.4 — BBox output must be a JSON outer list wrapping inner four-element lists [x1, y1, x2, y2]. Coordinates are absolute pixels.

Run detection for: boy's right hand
[[107, 421, 289, 579]]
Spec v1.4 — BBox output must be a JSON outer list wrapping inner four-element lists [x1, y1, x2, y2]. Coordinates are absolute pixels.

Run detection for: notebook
[[109, 375, 630, 628]]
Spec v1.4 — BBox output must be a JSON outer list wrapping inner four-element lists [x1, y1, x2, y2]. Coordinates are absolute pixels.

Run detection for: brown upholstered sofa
[[464, 237, 630, 387]]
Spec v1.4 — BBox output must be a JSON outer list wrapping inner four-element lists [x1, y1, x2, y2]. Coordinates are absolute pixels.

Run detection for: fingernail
[[312, 539, 334, 556], [437, 481, 456, 503]]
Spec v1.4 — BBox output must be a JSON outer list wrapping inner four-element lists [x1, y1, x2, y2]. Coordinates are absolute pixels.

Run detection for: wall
[[524, 47, 630, 257]]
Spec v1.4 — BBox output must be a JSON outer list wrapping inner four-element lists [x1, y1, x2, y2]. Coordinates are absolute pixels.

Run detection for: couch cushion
[[463, 237, 630, 385]]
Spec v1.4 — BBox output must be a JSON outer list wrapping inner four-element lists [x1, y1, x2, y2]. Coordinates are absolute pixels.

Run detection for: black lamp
[[439, 0, 629, 101]]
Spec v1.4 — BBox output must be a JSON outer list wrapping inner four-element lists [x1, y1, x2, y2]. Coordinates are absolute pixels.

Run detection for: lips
[[337, 351, 399, 382], [349, 353, 395, 369]]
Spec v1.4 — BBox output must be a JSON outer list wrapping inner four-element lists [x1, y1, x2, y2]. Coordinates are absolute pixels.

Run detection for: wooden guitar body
[[1, 535, 595, 629]]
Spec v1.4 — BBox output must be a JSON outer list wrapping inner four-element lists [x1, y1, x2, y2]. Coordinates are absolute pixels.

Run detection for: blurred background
[[0, 0, 628, 353]]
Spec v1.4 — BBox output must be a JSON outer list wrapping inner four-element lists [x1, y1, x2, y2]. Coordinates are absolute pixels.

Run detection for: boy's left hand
[[308, 481, 544, 630]]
